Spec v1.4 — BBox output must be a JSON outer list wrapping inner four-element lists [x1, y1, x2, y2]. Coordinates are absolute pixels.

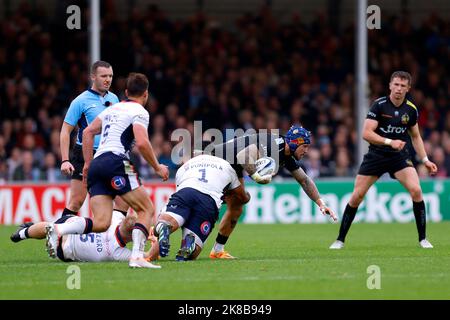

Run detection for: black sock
[[62, 208, 78, 217], [216, 233, 229, 245], [337, 204, 358, 242], [24, 227, 30, 239], [413, 201, 426, 241], [83, 218, 93, 234]]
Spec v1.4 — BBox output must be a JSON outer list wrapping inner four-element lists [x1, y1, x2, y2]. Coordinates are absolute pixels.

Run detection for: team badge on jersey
[[200, 221, 211, 235], [401, 113, 409, 124], [111, 176, 126, 190]]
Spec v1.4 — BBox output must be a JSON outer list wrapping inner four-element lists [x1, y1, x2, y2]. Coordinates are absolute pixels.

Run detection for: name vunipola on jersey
[[379, 124, 407, 134], [184, 162, 224, 171]]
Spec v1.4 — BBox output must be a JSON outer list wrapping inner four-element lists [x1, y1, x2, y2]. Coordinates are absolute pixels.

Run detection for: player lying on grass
[[10, 210, 158, 263], [148, 150, 250, 261]]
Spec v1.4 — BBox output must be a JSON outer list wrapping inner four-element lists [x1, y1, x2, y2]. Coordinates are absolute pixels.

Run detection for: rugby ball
[[255, 157, 277, 176]]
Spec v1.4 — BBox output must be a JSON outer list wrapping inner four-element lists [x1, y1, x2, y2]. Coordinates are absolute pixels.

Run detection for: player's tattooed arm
[[291, 168, 338, 221], [290, 168, 321, 202]]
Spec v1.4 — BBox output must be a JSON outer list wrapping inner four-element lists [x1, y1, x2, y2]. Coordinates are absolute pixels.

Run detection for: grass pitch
[[1, 222, 450, 300]]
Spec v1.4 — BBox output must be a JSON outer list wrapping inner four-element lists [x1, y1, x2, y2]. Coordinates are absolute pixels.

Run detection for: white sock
[[213, 242, 224, 252], [131, 228, 146, 259], [55, 217, 86, 235]]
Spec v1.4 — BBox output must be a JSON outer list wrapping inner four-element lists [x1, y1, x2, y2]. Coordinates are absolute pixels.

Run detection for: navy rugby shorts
[[87, 152, 141, 197], [164, 187, 218, 244]]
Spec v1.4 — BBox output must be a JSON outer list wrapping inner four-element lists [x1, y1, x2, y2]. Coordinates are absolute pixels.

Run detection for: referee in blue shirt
[[60, 61, 128, 217]]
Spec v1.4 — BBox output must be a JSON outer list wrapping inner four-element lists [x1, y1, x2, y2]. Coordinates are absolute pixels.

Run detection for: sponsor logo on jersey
[[111, 176, 126, 190], [368, 111, 377, 118], [401, 113, 409, 124], [379, 124, 407, 134], [200, 221, 211, 235]]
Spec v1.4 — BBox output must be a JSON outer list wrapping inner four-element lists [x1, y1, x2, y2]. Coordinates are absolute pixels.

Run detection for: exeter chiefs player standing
[[329, 71, 438, 249]]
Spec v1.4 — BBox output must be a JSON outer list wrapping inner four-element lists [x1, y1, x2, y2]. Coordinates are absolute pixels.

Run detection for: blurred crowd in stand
[[0, 2, 449, 183]]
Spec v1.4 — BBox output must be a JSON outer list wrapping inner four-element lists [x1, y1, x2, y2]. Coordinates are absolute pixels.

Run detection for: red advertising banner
[[0, 183, 176, 225]]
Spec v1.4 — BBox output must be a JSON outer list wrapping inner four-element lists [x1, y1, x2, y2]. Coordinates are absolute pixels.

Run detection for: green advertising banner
[[232, 179, 450, 223]]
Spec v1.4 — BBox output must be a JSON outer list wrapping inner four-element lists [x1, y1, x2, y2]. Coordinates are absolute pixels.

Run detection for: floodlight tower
[[355, 0, 369, 165], [89, 0, 100, 66]]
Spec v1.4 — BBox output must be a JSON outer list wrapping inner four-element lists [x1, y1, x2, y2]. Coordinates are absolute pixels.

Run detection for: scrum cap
[[285, 125, 311, 153]]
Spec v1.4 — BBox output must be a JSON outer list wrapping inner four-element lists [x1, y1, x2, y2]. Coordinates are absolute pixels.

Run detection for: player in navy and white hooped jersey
[[148, 151, 250, 261], [45, 73, 169, 269]]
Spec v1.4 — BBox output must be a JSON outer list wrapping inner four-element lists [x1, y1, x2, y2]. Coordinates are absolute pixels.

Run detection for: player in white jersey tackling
[[148, 147, 250, 261], [45, 73, 169, 268], [11, 211, 156, 262]]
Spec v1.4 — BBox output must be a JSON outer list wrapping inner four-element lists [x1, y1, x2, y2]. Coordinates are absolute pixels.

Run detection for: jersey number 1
[[198, 169, 208, 183]]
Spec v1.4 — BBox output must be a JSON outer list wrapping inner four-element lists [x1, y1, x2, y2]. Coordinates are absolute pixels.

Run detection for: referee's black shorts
[[358, 149, 414, 179], [69, 144, 95, 181]]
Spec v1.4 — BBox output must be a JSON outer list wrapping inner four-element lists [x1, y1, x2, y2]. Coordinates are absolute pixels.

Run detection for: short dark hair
[[390, 71, 412, 85], [126, 73, 149, 97], [91, 60, 112, 74]]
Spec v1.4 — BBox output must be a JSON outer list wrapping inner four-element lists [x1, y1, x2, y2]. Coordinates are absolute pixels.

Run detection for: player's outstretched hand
[[251, 172, 272, 184], [391, 139, 406, 151], [320, 205, 338, 222], [61, 161, 75, 176], [257, 174, 272, 184], [424, 160, 438, 176], [156, 164, 169, 181]]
